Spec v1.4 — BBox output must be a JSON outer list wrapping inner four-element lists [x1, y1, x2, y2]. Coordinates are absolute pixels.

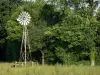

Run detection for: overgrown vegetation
[[0, 63, 100, 75]]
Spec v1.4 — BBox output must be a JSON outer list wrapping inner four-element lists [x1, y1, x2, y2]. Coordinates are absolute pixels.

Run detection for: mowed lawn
[[0, 63, 100, 75]]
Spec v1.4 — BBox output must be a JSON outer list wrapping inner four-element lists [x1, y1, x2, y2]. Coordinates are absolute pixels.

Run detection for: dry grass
[[0, 63, 100, 75]]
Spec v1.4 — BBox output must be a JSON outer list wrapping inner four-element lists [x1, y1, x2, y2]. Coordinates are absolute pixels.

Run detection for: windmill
[[93, 0, 100, 16], [17, 11, 31, 66]]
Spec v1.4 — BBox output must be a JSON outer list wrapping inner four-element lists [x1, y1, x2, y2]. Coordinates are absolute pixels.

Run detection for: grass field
[[0, 63, 100, 75]]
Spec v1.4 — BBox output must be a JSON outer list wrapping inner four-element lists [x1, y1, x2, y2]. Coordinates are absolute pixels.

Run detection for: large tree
[[44, 5, 99, 65]]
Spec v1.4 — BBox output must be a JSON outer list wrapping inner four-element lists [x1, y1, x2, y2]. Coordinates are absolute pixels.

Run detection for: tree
[[6, 2, 47, 63], [45, 8, 99, 65], [6, 6, 23, 61], [25, 2, 47, 64], [0, 0, 11, 61]]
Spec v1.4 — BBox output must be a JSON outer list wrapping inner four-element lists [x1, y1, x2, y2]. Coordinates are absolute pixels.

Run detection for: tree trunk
[[42, 55, 44, 65], [40, 50, 44, 65], [90, 47, 95, 66], [91, 60, 95, 66]]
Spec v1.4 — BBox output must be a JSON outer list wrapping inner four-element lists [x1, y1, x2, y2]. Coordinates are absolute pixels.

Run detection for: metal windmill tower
[[93, 0, 100, 16], [17, 11, 31, 66]]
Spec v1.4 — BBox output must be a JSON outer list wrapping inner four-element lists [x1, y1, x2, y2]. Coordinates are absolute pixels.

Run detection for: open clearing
[[0, 63, 100, 75]]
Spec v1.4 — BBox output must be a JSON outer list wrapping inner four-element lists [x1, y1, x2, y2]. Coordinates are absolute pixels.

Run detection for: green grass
[[0, 63, 100, 75]]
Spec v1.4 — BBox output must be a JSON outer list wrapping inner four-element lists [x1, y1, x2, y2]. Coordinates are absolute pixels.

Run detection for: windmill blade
[[17, 11, 31, 26]]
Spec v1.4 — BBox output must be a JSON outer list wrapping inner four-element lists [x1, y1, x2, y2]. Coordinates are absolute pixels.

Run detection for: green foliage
[[6, 6, 24, 61], [45, 7, 99, 65], [0, 0, 11, 61], [23, 2, 47, 51], [7, 6, 24, 41], [6, 40, 20, 61], [55, 47, 74, 64], [6, 2, 47, 61], [41, 4, 60, 25], [0, 0, 100, 65], [71, 0, 83, 5], [7, 20, 22, 41]]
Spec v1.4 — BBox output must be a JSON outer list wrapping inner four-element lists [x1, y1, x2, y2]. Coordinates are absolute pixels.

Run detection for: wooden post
[[15, 61, 17, 67], [21, 62, 24, 67], [32, 61, 33, 67]]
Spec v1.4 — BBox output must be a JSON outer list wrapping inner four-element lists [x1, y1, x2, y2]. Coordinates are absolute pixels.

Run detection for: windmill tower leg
[[20, 27, 24, 61], [24, 25, 27, 66]]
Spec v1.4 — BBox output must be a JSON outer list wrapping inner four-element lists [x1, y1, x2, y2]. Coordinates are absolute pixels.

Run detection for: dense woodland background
[[0, 0, 100, 66]]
